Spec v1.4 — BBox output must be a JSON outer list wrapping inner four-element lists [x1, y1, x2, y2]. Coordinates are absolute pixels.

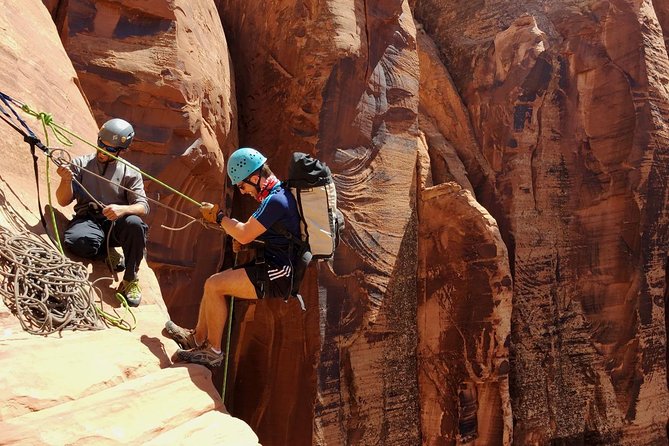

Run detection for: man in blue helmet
[[164, 147, 301, 367], [55, 118, 149, 307]]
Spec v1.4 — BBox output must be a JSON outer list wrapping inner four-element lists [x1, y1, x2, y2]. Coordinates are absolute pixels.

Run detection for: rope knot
[[38, 112, 54, 126]]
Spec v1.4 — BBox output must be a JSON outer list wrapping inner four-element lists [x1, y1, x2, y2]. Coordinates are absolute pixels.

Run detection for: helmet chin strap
[[243, 174, 263, 194]]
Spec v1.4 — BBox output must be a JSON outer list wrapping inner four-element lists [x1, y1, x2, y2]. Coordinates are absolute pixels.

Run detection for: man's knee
[[204, 274, 225, 295], [120, 215, 148, 241], [123, 214, 146, 230], [203, 271, 237, 297], [204, 268, 257, 300], [64, 234, 102, 258]]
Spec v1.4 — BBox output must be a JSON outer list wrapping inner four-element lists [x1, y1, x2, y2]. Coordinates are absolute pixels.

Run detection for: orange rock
[[0, 2, 257, 445]]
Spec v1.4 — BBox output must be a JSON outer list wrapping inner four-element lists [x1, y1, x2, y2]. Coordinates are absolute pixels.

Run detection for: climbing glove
[[200, 202, 220, 224]]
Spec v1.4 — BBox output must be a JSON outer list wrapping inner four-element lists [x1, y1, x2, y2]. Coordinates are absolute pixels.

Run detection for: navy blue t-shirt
[[252, 183, 301, 266]]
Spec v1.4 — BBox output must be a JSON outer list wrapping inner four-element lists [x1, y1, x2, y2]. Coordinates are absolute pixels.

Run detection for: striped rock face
[[1, 0, 667, 445], [415, 0, 669, 444]]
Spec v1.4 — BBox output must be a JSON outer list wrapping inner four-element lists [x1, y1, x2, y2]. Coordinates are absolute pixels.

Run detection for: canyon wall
[[0, 0, 663, 445], [414, 0, 669, 443]]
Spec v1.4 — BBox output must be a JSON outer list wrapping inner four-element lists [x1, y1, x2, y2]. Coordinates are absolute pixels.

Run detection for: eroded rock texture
[[417, 181, 512, 446], [417, 24, 514, 445], [56, 0, 238, 323], [219, 1, 424, 444], [19, 0, 667, 445], [414, 0, 669, 444]]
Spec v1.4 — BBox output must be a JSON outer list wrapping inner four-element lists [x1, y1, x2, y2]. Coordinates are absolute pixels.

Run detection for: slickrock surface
[[0, 302, 259, 445]]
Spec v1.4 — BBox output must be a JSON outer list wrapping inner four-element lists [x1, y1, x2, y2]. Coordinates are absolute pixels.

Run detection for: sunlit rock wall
[[56, 0, 237, 323]]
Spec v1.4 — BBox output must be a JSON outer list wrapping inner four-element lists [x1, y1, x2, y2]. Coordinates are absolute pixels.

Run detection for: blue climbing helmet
[[227, 147, 267, 184]]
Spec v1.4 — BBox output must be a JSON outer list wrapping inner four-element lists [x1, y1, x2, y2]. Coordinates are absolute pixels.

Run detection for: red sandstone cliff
[[414, 0, 669, 443], [0, 0, 666, 445], [0, 1, 257, 444]]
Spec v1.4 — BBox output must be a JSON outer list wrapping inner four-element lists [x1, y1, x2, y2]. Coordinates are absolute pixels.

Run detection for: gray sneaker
[[165, 320, 199, 350], [173, 346, 225, 368]]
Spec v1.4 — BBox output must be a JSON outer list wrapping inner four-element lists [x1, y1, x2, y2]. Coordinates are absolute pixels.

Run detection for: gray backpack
[[283, 152, 344, 259], [273, 152, 344, 303]]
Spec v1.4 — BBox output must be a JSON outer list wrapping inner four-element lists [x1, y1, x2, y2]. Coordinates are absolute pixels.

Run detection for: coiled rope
[[0, 226, 105, 335]]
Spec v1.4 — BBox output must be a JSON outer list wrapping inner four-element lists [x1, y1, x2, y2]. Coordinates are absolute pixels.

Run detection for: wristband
[[216, 210, 224, 225]]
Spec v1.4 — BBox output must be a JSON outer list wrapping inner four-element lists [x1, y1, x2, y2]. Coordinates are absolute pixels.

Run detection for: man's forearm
[[220, 216, 266, 244], [55, 180, 74, 206], [220, 216, 245, 240], [125, 203, 149, 217]]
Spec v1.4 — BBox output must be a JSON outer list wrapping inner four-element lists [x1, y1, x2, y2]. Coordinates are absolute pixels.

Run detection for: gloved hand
[[200, 202, 220, 224]]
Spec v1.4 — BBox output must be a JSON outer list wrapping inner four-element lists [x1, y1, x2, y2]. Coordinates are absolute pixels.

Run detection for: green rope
[[27, 108, 74, 147], [37, 114, 65, 255], [21, 103, 202, 208], [95, 292, 137, 331], [44, 159, 64, 254], [222, 295, 235, 402], [222, 253, 238, 403]]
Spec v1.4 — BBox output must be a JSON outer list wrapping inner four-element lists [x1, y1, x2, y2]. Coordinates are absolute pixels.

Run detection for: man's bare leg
[[195, 267, 258, 351]]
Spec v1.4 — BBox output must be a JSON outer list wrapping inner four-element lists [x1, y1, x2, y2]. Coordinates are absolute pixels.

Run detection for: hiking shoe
[[173, 346, 225, 368], [118, 279, 141, 307], [165, 320, 200, 350], [105, 248, 125, 272]]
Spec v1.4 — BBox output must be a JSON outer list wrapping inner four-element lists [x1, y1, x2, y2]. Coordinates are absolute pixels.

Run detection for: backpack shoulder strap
[[272, 221, 307, 249]]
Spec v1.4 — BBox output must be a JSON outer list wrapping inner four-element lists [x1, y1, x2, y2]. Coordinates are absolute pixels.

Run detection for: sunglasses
[[97, 139, 122, 154]]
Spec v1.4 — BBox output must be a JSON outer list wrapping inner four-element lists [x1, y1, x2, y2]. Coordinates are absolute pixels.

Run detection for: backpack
[[285, 152, 344, 259], [273, 152, 344, 304]]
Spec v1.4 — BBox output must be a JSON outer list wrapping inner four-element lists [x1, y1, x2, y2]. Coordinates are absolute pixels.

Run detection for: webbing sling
[[0, 93, 52, 237]]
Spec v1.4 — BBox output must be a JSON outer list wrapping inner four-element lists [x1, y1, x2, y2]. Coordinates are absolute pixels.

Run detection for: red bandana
[[256, 175, 279, 202]]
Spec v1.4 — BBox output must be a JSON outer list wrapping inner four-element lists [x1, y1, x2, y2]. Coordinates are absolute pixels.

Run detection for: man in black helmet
[[55, 118, 149, 307]]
